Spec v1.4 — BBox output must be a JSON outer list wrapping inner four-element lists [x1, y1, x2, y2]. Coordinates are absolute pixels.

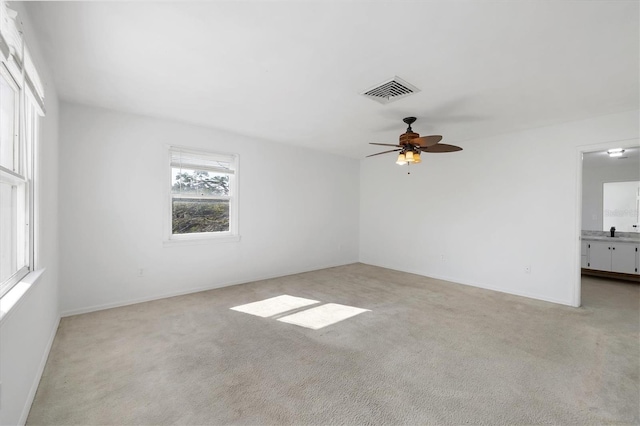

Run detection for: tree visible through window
[[169, 148, 238, 238]]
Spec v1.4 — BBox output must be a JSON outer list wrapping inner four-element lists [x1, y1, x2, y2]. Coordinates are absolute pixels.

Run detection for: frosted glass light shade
[[607, 148, 625, 157], [396, 153, 407, 165], [413, 152, 421, 163], [405, 151, 414, 162]]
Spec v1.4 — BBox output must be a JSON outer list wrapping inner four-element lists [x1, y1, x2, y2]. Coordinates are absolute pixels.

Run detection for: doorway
[[576, 141, 640, 306]]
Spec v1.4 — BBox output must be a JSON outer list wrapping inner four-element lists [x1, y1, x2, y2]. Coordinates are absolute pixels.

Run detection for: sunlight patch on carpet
[[230, 295, 319, 317], [277, 303, 370, 330]]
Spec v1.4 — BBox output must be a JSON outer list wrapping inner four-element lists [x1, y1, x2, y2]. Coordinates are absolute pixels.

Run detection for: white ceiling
[[27, 1, 639, 159]]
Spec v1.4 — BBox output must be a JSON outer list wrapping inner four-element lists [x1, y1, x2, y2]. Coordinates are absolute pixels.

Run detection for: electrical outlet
[[524, 265, 531, 274]]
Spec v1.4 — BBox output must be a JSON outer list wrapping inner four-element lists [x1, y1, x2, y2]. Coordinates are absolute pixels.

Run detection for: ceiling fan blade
[[421, 144, 463, 153], [410, 135, 442, 147], [369, 143, 402, 147], [366, 149, 401, 158]]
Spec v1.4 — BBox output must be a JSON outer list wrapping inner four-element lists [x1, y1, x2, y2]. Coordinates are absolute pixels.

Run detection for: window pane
[[1, 75, 16, 172], [171, 168, 230, 196], [172, 198, 229, 234], [0, 181, 16, 282]]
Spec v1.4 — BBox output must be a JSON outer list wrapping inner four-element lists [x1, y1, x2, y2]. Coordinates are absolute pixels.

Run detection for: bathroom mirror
[[603, 181, 640, 232]]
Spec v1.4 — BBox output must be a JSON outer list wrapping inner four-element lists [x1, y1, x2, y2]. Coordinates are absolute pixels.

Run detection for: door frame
[[574, 138, 640, 307]]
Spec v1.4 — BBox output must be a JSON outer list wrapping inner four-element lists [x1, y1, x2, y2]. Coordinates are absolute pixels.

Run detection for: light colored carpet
[[27, 263, 639, 425]]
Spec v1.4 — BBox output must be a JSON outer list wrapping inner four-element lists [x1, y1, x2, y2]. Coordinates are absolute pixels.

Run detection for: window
[[167, 147, 238, 241], [0, 66, 37, 297], [0, 0, 45, 298]]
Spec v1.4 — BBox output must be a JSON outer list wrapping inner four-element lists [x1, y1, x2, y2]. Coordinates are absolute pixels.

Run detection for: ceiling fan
[[367, 117, 462, 171]]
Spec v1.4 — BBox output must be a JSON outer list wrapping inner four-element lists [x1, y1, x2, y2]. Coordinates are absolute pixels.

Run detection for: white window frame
[[0, 62, 36, 298], [164, 145, 239, 245]]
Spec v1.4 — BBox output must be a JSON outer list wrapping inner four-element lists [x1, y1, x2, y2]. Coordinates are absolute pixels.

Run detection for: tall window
[[0, 0, 45, 297], [168, 147, 238, 241], [0, 66, 37, 297]]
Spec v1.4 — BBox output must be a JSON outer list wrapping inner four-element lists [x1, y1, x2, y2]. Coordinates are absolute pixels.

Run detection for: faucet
[[610, 226, 616, 238]]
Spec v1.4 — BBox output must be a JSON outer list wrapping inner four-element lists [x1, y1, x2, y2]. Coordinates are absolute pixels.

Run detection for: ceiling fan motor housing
[[399, 131, 420, 146]]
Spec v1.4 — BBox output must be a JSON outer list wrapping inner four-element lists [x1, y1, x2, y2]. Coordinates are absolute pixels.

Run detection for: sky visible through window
[[171, 167, 230, 196]]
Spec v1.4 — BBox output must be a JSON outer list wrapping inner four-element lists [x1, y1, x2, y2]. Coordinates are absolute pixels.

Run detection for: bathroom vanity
[[581, 236, 640, 282]]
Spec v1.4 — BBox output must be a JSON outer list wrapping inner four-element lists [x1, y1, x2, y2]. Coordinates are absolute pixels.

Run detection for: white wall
[[58, 103, 359, 315], [360, 110, 639, 306], [0, 3, 60, 425], [582, 161, 639, 231]]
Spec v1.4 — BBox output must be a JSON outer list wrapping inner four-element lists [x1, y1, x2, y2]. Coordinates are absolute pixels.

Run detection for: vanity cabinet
[[581, 241, 588, 268], [611, 244, 638, 274], [585, 241, 639, 275], [587, 242, 612, 271]]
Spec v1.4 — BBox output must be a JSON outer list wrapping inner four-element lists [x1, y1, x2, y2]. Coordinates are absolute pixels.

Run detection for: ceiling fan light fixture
[[396, 152, 407, 165], [405, 151, 414, 162], [413, 151, 421, 163]]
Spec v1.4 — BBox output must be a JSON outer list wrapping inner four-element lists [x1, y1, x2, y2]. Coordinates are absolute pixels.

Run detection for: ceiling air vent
[[361, 76, 420, 105]]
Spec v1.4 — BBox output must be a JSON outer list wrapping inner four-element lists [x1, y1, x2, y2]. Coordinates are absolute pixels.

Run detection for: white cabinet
[[587, 242, 612, 271], [581, 241, 588, 268], [585, 240, 639, 275], [611, 244, 637, 274]]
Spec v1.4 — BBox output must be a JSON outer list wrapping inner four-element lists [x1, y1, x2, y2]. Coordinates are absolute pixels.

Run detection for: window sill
[[0, 269, 45, 324], [163, 234, 241, 247]]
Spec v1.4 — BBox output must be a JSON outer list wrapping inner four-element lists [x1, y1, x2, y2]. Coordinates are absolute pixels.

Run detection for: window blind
[[170, 147, 235, 175], [0, 0, 45, 114]]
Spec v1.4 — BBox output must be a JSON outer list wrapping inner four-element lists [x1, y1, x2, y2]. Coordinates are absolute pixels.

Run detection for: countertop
[[582, 236, 640, 243]]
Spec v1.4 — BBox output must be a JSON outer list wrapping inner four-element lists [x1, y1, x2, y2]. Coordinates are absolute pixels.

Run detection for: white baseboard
[[426, 271, 573, 306], [359, 261, 574, 307], [61, 260, 359, 317], [18, 314, 61, 425]]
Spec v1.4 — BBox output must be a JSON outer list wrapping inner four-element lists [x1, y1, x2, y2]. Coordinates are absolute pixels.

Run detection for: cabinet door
[[588, 242, 612, 271], [611, 244, 637, 274]]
